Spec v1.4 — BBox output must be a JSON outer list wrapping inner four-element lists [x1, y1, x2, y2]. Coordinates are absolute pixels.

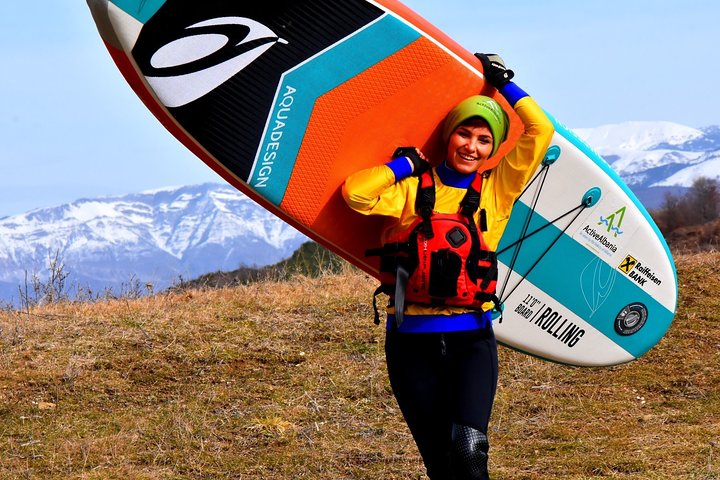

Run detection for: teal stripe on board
[[249, 14, 421, 205], [499, 201, 674, 359], [111, 0, 166, 23], [546, 113, 677, 287]]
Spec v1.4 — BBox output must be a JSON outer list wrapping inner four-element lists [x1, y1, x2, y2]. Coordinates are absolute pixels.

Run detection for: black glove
[[475, 53, 514, 88], [393, 146, 429, 177]]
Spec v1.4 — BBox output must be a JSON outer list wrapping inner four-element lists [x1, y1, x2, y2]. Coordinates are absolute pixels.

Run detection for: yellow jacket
[[343, 95, 554, 318]]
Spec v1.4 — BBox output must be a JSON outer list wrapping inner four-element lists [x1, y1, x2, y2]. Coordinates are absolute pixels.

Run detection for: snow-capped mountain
[[573, 121, 720, 207], [574, 121, 705, 152], [0, 121, 716, 304], [0, 183, 307, 304]]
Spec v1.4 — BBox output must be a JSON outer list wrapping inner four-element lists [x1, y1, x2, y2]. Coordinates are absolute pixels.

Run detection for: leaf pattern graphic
[[580, 257, 617, 317]]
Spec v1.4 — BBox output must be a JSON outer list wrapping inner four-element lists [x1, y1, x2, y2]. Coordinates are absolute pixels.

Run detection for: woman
[[342, 53, 554, 479]]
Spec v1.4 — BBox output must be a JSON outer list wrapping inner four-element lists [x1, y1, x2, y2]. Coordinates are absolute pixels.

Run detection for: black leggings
[[385, 328, 498, 479]]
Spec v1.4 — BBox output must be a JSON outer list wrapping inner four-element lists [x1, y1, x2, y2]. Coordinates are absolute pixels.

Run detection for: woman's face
[[445, 117, 494, 175]]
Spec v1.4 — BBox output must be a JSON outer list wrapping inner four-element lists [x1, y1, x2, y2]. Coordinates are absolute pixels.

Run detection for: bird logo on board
[[145, 17, 289, 108], [618, 254, 637, 274]]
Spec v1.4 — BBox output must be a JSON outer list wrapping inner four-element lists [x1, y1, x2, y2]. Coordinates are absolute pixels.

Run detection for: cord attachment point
[[542, 145, 562, 166], [582, 187, 602, 207]]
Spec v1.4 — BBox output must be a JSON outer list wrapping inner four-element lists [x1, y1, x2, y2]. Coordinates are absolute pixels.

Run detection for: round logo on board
[[614, 302, 648, 336]]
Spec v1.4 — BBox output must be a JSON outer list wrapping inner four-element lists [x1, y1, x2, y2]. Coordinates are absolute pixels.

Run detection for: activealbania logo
[[145, 17, 288, 108]]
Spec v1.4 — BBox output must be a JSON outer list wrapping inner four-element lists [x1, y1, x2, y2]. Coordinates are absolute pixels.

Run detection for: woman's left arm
[[495, 83, 555, 195], [475, 53, 555, 201]]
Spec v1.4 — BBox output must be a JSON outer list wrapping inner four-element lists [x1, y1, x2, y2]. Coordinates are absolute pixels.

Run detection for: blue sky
[[1, 1, 718, 217]]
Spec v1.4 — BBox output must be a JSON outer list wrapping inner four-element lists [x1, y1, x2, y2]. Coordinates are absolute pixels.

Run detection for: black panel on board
[[131, 0, 383, 180]]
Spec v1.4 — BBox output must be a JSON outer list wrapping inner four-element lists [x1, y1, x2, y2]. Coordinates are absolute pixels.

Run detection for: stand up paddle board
[[87, 0, 677, 366]]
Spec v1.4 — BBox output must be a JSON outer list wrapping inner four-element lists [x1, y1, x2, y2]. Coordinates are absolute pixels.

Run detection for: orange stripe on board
[[282, 37, 473, 225]]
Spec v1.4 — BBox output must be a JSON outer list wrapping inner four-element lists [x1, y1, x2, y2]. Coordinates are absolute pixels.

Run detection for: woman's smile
[[446, 117, 495, 175]]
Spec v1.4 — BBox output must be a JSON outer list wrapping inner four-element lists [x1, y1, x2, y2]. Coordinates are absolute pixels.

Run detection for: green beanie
[[441, 95, 509, 156]]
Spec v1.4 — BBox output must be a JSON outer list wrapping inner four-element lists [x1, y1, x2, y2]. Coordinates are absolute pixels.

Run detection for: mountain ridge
[[0, 183, 307, 304], [573, 121, 720, 207], [1, 120, 718, 304]]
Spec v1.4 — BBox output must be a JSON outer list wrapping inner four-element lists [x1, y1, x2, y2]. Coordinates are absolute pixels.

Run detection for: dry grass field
[[1, 252, 718, 479]]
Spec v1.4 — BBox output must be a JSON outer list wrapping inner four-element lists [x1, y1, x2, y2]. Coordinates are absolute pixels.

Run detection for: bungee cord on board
[[494, 150, 594, 318]]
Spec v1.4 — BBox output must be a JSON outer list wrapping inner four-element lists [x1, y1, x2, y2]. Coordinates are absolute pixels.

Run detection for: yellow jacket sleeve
[[342, 163, 422, 236], [481, 96, 555, 250]]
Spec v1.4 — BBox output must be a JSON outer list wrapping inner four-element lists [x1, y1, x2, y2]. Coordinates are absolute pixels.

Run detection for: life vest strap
[[394, 264, 410, 328], [416, 171, 436, 239], [365, 241, 410, 257]]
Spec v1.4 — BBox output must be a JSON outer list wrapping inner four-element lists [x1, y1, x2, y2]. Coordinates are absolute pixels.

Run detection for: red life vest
[[367, 169, 500, 325]]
